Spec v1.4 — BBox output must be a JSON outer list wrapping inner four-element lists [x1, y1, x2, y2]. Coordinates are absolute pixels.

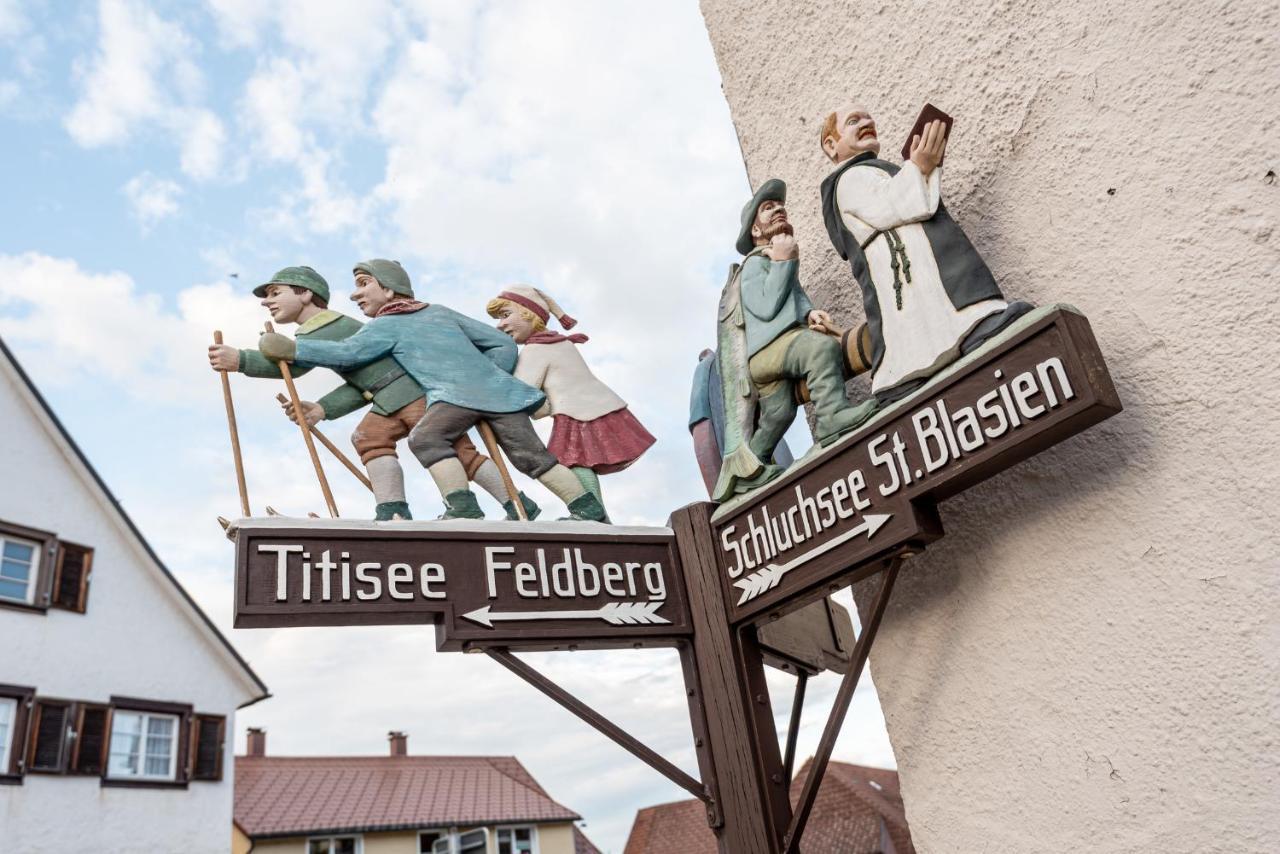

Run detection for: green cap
[[353, 259, 414, 297], [253, 266, 330, 302], [736, 178, 787, 256]]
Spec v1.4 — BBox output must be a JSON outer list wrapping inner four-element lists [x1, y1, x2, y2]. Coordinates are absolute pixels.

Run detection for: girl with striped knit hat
[[486, 286, 655, 521]]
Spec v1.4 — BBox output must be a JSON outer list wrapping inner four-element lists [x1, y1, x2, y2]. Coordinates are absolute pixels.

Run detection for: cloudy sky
[[0, 1, 895, 849]]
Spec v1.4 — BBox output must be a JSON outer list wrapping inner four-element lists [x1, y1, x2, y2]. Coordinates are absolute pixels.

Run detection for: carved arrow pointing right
[[733, 513, 893, 605]]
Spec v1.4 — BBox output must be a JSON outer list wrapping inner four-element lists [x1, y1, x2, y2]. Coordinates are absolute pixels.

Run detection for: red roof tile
[[623, 761, 914, 854], [234, 755, 581, 838]]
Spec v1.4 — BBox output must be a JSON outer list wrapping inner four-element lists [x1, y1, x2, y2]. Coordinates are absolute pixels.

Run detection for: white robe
[[835, 161, 1007, 394]]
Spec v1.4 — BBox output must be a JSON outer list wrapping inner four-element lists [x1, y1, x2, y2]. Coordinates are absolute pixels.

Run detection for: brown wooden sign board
[[711, 307, 1121, 625], [233, 520, 691, 652]]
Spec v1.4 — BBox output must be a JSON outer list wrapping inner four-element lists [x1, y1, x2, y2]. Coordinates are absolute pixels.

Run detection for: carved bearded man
[[819, 106, 1031, 404]]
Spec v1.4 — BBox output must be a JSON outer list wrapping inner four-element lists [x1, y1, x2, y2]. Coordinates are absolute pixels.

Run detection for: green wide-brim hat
[[253, 266, 330, 302], [353, 259, 414, 297], [736, 178, 787, 256]]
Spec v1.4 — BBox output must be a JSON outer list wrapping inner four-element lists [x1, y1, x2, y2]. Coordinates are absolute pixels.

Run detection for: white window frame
[[425, 828, 489, 854], [0, 697, 16, 772], [495, 825, 539, 854], [0, 533, 41, 605], [304, 836, 363, 854], [106, 710, 179, 781]]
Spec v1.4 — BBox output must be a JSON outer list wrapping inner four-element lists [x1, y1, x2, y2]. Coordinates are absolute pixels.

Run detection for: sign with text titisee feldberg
[[234, 520, 691, 652]]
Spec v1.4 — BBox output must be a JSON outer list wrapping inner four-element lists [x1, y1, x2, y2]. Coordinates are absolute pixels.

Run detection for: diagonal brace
[[487, 648, 709, 804], [783, 557, 902, 854]]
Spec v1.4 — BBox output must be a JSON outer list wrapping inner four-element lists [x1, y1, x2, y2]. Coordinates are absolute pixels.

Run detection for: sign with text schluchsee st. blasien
[[233, 521, 691, 652], [712, 307, 1120, 624]]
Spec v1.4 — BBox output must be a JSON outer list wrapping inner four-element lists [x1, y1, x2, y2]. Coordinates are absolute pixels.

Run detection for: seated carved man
[[819, 106, 1032, 404], [713, 179, 876, 500]]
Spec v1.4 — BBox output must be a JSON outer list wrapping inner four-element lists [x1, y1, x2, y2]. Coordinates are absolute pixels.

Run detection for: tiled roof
[[573, 826, 603, 854], [235, 755, 581, 838], [623, 761, 914, 854]]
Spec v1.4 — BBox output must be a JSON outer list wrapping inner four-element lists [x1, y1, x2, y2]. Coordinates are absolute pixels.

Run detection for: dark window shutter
[[191, 715, 225, 781], [71, 704, 110, 775], [27, 700, 72, 773], [52, 543, 92, 613]]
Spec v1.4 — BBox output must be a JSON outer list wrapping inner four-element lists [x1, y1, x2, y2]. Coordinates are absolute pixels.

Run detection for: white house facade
[[0, 337, 269, 852]]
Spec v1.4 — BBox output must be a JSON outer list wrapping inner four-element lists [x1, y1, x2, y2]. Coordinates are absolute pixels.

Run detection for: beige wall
[[244, 824, 576, 854], [699, 1, 1279, 852]]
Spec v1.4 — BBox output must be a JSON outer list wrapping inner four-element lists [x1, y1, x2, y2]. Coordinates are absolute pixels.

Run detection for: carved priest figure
[[819, 106, 1032, 404], [206, 264, 537, 521], [713, 178, 876, 500], [255, 260, 607, 522]]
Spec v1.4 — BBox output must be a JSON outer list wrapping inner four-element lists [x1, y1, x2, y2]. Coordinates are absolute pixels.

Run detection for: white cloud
[[0, 252, 262, 400], [0, 0, 25, 41], [122, 172, 182, 229], [0, 79, 17, 108], [64, 0, 224, 181], [178, 107, 226, 180]]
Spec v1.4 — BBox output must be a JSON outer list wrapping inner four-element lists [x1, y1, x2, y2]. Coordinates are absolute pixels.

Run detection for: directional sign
[[232, 519, 691, 652], [712, 307, 1121, 624]]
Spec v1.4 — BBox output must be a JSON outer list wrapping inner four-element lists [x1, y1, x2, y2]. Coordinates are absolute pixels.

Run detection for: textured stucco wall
[[699, 1, 1278, 851]]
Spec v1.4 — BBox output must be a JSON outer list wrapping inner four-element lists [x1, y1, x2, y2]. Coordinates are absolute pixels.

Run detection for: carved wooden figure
[[819, 104, 1035, 405], [256, 260, 608, 522], [486, 285, 655, 523], [713, 179, 877, 501]]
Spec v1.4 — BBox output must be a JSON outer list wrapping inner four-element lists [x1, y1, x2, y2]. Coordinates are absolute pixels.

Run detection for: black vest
[[819, 153, 1003, 374]]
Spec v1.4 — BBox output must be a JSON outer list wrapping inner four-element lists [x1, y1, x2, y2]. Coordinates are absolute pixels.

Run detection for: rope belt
[[860, 228, 913, 310]]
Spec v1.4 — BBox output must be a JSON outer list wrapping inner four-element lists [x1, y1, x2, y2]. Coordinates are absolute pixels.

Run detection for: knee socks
[[366, 457, 406, 505], [538, 464, 587, 504]]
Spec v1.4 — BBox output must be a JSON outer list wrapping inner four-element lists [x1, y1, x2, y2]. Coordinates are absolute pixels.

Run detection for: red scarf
[[526, 331, 589, 345], [375, 299, 429, 317]]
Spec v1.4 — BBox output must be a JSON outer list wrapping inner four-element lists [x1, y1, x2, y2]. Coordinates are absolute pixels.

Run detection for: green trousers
[[748, 327, 851, 458]]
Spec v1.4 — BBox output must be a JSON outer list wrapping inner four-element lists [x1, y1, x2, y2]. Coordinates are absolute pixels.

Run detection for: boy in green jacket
[[207, 266, 539, 521]]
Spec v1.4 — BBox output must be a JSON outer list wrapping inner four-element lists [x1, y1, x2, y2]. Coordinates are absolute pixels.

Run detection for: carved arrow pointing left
[[462, 601, 671, 628]]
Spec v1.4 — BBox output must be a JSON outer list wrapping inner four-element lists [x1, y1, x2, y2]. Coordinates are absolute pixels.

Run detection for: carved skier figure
[[206, 264, 539, 521], [485, 285, 655, 522], [255, 260, 607, 522], [713, 178, 877, 500], [819, 106, 1033, 404]]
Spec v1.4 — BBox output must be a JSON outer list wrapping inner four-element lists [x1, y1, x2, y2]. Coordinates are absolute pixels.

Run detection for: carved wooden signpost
[[227, 304, 1119, 853]]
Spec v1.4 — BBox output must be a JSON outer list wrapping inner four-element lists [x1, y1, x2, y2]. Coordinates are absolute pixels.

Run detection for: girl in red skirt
[[487, 285, 655, 521]]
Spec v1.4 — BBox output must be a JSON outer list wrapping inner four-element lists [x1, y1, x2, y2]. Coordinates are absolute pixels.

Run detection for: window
[[190, 714, 226, 781], [308, 837, 361, 854], [458, 830, 486, 853], [107, 710, 178, 780], [428, 830, 487, 854], [0, 685, 34, 781], [497, 827, 537, 854], [51, 542, 92, 613], [419, 831, 445, 853], [0, 535, 39, 605], [26, 699, 72, 772], [69, 704, 110, 776], [0, 698, 16, 773]]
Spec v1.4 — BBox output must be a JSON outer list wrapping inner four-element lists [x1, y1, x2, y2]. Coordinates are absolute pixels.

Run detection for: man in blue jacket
[[258, 260, 606, 522]]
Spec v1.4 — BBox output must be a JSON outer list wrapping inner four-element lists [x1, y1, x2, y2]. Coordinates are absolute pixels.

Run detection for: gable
[[0, 335, 267, 707]]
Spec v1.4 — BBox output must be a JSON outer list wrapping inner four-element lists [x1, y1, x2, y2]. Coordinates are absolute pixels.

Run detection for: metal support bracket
[[782, 557, 902, 854], [486, 648, 710, 804]]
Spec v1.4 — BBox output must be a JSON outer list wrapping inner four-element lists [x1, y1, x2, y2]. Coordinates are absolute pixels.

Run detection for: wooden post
[[213, 331, 251, 517], [265, 322, 339, 518], [476, 421, 526, 520], [671, 502, 791, 854], [274, 393, 372, 492]]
